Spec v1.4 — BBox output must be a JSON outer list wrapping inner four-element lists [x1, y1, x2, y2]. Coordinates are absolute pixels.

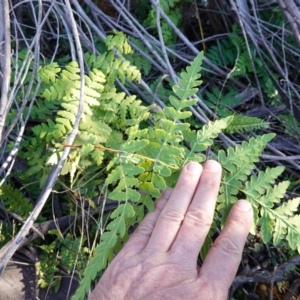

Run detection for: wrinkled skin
[[90, 161, 253, 300]]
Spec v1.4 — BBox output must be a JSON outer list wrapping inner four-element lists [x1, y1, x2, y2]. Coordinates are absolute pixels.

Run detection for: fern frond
[[71, 232, 119, 300], [230, 51, 252, 77], [105, 31, 133, 54], [204, 86, 240, 117], [86, 33, 142, 86], [244, 167, 300, 251], [218, 133, 275, 211], [183, 116, 233, 163], [205, 36, 238, 68], [0, 183, 32, 218], [172, 52, 203, 103], [39, 62, 61, 83], [225, 115, 269, 134], [244, 166, 285, 224], [277, 202, 300, 252], [124, 38, 152, 76], [260, 183, 300, 251]]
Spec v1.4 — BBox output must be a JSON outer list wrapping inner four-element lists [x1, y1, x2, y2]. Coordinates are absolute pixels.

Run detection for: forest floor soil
[[0, 257, 78, 300]]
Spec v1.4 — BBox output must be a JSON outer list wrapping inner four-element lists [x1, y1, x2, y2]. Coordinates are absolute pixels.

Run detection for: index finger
[[199, 200, 253, 289]]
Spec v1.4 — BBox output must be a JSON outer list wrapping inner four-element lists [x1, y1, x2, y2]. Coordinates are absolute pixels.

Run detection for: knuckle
[[154, 197, 168, 211], [229, 213, 249, 230], [177, 173, 200, 193], [185, 207, 212, 228], [200, 281, 225, 300], [213, 235, 241, 258], [135, 221, 154, 236], [160, 208, 184, 224], [200, 176, 220, 190]]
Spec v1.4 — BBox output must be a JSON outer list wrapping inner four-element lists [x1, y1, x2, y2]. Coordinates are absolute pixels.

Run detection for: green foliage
[[204, 86, 240, 117], [36, 230, 90, 290], [141, 0, 191, 46], [225, 115, 269, 134], [36, 252, 61, 291], [105, 31, 133, 54], [205, 26, 280, 103], [71, 50, 300, 299], [218, 133, 275, 210], [7, 31, 300, 300], [0, 183, 32, 218], [0, 221, 10, 246], [204, 86, 269, 133], [124, 38, 152, 76], [0, 181, 32, 247], [72, 51, 217, 300], [18, 33, 146, 191]]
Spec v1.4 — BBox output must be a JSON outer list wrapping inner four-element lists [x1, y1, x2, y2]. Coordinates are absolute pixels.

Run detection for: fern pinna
[[10, 32, 300, 299]]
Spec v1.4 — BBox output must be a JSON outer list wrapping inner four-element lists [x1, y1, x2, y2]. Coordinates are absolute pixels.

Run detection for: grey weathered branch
[[229, 255, 300, 297], [0, 0, 86, 274], [0, 0, 11, 143]]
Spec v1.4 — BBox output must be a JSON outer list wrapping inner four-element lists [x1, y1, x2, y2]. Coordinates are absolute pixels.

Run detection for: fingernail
[[163, 188, 173, 200], [186, 162, 202, 174], [204, 160, 221, 173], [235, 200, 252, 211]]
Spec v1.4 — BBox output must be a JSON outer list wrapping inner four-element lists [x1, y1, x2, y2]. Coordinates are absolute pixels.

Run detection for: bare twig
[[0, 0, 85, 274], [151, 0, 178, 84], [0, 0, 11, 143]]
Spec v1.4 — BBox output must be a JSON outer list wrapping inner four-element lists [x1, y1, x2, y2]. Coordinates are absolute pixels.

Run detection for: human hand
[[90, 160, 253, 300]]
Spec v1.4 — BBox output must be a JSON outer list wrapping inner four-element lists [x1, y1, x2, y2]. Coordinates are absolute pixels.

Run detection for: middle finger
[[170, 160, 221, 260]]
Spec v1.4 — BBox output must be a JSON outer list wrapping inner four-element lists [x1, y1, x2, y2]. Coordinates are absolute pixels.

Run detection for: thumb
[[199, 200, 253, 289]]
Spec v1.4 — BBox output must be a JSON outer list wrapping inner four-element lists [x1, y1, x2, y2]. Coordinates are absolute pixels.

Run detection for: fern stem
[[193, 0, 206, 53]]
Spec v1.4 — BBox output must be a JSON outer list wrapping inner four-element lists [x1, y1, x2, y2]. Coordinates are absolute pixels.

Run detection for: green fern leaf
[[260, 181, 289, 244], [244, 166, 285, 203], [258, 208, 275, 244], [109, 188, 140, 202], [71, 232, 119, 300], [226, 115, 269, 134], [218, 133, 275, 210], [139, 182, 161, 198], [287, 214, 300, 252], [39, 62, 61, 83], [163, 107, 192, 120], [105, 165, 144, 186], [91, 149, 104, 166], [57, 110, 76, 125], [152, 173, 167, 191], [172, 52, 204, 103], [110, 203, 135, 219], [0, 183, 32, 218], [105, 31, 133, 54], [184, 116, 233, 164], [121, 139, 149, 152], [245, 167, 286, 240], [273, 196, 300, 249]]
